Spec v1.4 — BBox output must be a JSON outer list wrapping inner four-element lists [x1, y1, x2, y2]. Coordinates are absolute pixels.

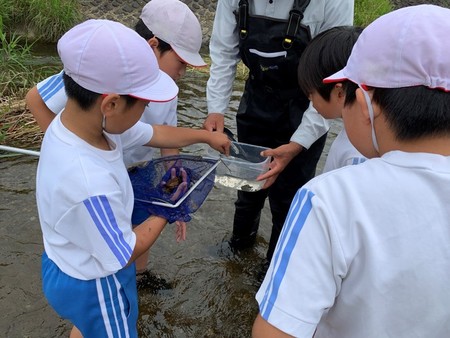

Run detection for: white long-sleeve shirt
[[207, 0, 354, 148]]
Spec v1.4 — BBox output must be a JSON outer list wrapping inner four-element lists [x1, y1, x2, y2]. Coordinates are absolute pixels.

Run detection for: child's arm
[[253, 314, 293, 338], [147, 125, 230, 155], [25, 86, 56, 132], [128, 215, 167, 264]]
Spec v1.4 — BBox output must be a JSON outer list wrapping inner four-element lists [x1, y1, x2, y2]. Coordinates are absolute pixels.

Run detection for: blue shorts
[[42, 252, 138, 338]]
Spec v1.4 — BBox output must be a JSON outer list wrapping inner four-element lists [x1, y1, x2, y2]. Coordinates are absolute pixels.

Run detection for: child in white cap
[[36, 19, 228, 338], [297, 26, 366, 173], [253, 5, 450, 337], [26, 0, 206, 288]]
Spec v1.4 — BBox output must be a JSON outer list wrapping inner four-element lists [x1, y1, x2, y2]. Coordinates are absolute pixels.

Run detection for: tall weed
[[0, 29, 59, 99], [24, 0, 81, 42], [1, 0, 80, 42]]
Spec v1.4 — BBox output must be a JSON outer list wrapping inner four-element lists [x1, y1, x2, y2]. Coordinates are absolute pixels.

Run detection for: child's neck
[[61, 100, 111, 151], [382, 136, 450, 156]]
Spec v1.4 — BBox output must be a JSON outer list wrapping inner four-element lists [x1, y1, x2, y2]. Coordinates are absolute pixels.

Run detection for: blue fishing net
[[128, 155, 219, 224]]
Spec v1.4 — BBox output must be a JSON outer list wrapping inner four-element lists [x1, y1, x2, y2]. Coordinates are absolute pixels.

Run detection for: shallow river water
[[0, 66, 341, 337]]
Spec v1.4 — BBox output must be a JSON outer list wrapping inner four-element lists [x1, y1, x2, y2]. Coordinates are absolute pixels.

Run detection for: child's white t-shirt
[[256, 151, 450, 337], [322, 128, 366, 173], [36, 114, 153, 280], [37, 71, 178, 166]]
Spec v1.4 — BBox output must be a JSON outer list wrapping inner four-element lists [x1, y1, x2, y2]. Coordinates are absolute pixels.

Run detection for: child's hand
[[160, 167, 189, 202], [208, 131, 230, 156], [175, 220, 187, 242]]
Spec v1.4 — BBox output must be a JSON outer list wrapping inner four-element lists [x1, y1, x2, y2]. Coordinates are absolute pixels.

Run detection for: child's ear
[[355, 88, 373, 126], [335, 83, 345, 98], [334, 83, 346, 104], [147, 37, 159, 49], [100, 94, 121, 117]]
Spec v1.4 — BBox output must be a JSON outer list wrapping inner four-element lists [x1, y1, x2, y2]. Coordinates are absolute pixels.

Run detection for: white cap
[[324, 5, 450, 92], [140, 0, 206, 67], [58, 19, 178, 102]]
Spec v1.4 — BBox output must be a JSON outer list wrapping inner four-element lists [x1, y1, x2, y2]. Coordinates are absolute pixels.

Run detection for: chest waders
[[230, 0, 327, 264]]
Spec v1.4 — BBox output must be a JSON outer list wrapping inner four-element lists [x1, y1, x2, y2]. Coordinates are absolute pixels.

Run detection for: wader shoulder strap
[[238, 0, 249, 39], [283, 0, 311, 49], [238, 0, 310, 44]]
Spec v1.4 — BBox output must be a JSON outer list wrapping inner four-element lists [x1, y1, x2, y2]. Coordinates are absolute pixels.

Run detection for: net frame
[[128, 155, 220, 209]]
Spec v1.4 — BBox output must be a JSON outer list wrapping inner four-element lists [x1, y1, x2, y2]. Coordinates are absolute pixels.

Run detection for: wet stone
[[123, 4, 135, 13]]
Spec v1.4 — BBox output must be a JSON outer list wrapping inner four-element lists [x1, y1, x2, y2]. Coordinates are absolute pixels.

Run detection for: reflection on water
[[0, 61, 341, 337]]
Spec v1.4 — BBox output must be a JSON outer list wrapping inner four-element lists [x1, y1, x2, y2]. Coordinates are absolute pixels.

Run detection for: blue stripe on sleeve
[[38, 72, 64, 102], [96, 195, 133, 258], [260, 188, 314, 319], [83, 196, 133, 266]]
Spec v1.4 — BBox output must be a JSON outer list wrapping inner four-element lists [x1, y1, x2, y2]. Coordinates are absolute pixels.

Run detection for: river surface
[[0, 65, 341, 337]]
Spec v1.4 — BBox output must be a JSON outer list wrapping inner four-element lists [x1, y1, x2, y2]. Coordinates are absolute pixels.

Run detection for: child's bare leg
[[70, 325, 83, 338]]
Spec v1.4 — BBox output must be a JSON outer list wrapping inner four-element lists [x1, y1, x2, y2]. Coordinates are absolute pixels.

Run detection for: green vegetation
[[0, 0, 78, 149], [354, 0, 393, 27], [1, 0, 81, 42], [0, 26, 61, 97], [0, 0, 77, 99]]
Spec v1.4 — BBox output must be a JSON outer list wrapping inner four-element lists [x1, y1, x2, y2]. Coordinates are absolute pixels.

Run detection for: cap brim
[[131, 70, 179, 102], [173, 47, 207, 67], [323, 69, 348, 84]]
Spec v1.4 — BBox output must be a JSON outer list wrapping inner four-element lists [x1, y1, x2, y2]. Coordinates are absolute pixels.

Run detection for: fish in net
[[128, 155, 220, 223]]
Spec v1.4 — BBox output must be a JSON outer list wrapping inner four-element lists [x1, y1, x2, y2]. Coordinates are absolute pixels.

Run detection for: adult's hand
[[257, 142, 303, 189], [203, 113, 225, 133]]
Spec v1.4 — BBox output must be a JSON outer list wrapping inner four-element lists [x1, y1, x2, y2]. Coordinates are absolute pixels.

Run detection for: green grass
[[22, 0, 82, 42], [0, 0, 75, 99], [0, 26, 61, 97], [354, 0, 393, 27], [1, 0, 81, 42]]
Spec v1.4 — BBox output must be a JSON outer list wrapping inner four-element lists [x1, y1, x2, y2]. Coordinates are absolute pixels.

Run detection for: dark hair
[[371, 86, 450, 140], [134, 19, 172, 55], [63, 73, 139, 110], [63, 72, 100, 110], [298, 26, 363, 100], [343, 81, 359, 107]]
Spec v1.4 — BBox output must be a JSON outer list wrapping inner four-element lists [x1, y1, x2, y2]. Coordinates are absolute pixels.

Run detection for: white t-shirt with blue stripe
[[322, 128, 366, 173], [256, 151, 450, 337], [36, 114, 153, 280]]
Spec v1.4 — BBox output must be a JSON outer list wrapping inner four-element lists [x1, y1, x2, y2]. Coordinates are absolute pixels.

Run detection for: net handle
[[135, 159, 220, 208]]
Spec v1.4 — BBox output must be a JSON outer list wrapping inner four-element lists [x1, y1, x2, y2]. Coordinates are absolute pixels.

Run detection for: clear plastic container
[[207, 141, 271, 192]]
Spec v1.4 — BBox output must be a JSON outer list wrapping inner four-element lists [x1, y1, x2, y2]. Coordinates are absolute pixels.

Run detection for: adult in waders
[[204, 0, 354, 273]]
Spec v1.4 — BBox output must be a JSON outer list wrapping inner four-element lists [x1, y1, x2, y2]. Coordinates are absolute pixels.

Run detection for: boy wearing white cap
[[36, 19, 228, 338], [26, 0, 206, 286], [253, 5, 450, 338], [297, 26, 366, 173]]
